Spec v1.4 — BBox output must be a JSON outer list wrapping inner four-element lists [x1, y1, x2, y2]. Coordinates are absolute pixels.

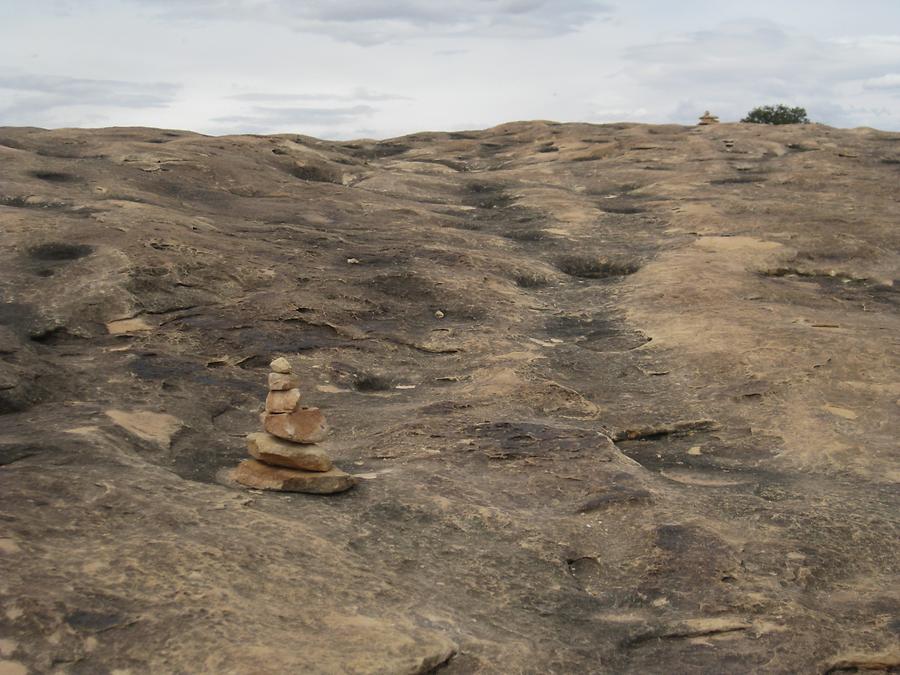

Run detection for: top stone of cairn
[[270, 356, 292, 374]]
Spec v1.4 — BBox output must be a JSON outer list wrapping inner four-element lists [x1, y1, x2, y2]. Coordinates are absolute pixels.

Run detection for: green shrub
[[741, 105, 810, 125]]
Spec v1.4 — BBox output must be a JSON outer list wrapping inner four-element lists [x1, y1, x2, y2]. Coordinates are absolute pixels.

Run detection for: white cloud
[[1, 1, 899, 134], [0, 73, 178, 126], [227, 88, 411, 103], [616, 20, 900, 126], [862, 73, 900, 91], [212, 104, 377, 134], [134, 0, 614, 45]]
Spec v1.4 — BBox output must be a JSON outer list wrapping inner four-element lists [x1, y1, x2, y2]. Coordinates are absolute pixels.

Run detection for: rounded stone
[[262, 407, 329, 444], [270, 357, 292, 374]]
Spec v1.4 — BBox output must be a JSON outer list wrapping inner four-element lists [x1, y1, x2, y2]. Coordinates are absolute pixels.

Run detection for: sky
[[1, 0, 899, 139]]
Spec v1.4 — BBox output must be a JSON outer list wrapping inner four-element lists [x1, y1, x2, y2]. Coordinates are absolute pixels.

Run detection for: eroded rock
[[231, 459, 356, 494], [105, 409, 182, 448], [246, 431, 332, 471], [270, 356, 292, 374], [1, 122, 897, 674], [265, 388, 301, 413], [262, 407, 329, 444], [268, 372, 300, 391]]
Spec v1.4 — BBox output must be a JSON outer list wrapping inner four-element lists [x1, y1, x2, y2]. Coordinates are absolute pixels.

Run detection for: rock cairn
[[231, 357, 356, 494]]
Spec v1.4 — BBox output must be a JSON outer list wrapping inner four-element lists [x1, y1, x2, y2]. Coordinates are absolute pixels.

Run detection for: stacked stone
[[231, 357, 356, 494]]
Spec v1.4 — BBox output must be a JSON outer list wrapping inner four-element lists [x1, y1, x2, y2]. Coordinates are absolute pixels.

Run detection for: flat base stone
[[231, 459, 356, 494], [246, 432, 332, 471]]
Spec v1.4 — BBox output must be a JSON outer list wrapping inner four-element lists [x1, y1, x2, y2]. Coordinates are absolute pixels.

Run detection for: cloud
[[0, 72, 179, 125], [616, 20, 900, 125], [132, 0, 613, 45], [625, 21, 886, 88], [228, 88, 411, 103], [211, 104, 377, 135], [862, 73, 900, 91], [0, 73, 178, 108]]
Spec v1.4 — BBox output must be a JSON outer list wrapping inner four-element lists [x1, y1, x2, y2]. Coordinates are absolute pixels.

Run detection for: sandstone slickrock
[[246, 431, 332, 471], [261, 406, 329, 444], [1, 122, 897, 674], [265, 388, 301, 413], [231, 459, 356, 494]]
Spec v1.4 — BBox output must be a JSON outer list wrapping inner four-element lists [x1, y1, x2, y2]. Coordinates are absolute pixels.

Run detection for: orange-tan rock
[[265, 388, 301, 413], [270, 356, 292, 374], [231, 459, 356, 494], [262, 406, 329, 443], [268, 372, 300, 391], [246, 432, 332, 471], [234, 355, 350, 494]]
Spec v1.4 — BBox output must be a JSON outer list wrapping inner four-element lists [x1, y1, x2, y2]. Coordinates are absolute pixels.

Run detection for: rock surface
[[265, 387, 301, 413], [231, 459, 356, 493], [262, 406, 329, 443], [0, 121, 897, 673], [246, 431, 332, 471], [269, 356, 292, 374], [268, 372, 300, 391]]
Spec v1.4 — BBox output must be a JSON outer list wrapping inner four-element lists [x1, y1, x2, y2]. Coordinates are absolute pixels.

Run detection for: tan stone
[[105, 409, 182, 449], [230, 459, 356, 494], [246, 432, 332, 471], [262, 407, 329, 443], [106, 317, 153, 334], [270, 356, 292, 374], [268, 372, 300, 391], [266, 388, 301, 413]]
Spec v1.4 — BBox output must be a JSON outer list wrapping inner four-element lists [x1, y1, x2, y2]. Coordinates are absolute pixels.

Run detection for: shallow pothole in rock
[[1, 196, 70, 210], [352, 372, 396, 392], [468, 421, 612, 460], [544, 315, 649, 351], [287, 163, 341, 184], [566, 556, 603, 594], [503, 228, 550, 242], [27, 242, 95, 262], [512, 270, 554, 288], [463, 181, 514, 209], [599, 203, 646, 215], [709, 176, 767, 185], [29, 170, 82, 183], [554, 255, 640, 279], [29, 326, 87, 345]]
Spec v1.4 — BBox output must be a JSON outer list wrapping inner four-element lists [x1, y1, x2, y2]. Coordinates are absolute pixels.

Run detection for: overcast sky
[[1, 0, 899, 138]]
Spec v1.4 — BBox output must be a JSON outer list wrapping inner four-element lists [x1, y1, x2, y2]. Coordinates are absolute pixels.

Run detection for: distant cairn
[[230, 357, 356, 494]]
